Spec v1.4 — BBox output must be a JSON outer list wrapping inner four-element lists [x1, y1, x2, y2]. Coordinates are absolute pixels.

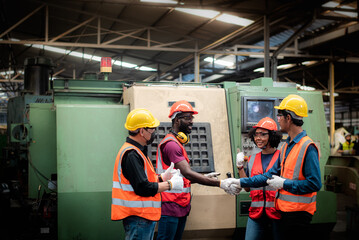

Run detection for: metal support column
[[271, 58, 277, 81], [264, 15, 270, 77], [194, 52, 200, 83], [45, 5, 48, 42], [329, 62, 335, 148]]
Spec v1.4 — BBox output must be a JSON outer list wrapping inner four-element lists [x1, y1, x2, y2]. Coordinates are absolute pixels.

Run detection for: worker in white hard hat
[[337, 133, 355, 155], [111, 108, 184, 240]]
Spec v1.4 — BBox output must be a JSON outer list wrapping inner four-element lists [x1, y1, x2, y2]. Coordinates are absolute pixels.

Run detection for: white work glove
[[168, 170, 184, 191], [227, 184, 242, 195], [266, 175, 285, 190], [161, 162, 177, 181], [220, 178, 241, 191], [236, 152, 245, 168], [204, 172, 221, 179]]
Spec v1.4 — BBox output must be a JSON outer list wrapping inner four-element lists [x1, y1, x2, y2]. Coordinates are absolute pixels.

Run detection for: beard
[[179, 121, 192, 134]]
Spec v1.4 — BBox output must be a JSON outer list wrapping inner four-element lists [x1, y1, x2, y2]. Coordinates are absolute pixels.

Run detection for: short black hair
[[278, 109, 304, 127], [248, 127, 283, 148], [128, 129, 139, 136]]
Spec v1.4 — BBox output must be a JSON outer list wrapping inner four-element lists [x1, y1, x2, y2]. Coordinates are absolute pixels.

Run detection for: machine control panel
[[148, 122, 215, 173]]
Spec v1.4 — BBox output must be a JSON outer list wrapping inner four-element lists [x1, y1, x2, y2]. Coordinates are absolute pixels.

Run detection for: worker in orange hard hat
[[111, 108, 184, 240], [225, 94, 322, 240], [236, 117, 283, 240], [156, 100, 234, 240]]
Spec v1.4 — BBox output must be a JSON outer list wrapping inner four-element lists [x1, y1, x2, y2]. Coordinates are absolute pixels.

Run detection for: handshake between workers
[[161, 152, 285, 195], [216, 152, 285, 195]]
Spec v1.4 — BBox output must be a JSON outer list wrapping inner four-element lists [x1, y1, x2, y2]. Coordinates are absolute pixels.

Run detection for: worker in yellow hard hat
[[225, 94, 322, 240], [155, 100, 235, 240], [111, 108, 184, 240]]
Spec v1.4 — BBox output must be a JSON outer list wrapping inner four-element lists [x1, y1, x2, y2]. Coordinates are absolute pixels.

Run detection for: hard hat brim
[[168, 110, 198, 118]]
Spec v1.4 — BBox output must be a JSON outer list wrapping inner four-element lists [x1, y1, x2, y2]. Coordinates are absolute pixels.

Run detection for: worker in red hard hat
[[156, 100, 234, 240], [236, 117, 283, 240]]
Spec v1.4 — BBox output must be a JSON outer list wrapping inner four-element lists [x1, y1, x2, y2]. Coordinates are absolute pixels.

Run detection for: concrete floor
[[329, 193, 358, 240]]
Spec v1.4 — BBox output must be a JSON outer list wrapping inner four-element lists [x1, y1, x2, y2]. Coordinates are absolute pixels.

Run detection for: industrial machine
[[1, 58, 341, 239]]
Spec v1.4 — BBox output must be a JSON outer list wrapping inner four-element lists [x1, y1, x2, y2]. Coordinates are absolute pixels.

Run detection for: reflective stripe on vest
[[112, 198, 162, 208], [277, 136, 318, 215], [156, 135, 176, 174], [277, 193, 317, 204], [247, 151, 281, 220], [111, 143, 161, 221], [250, 201, 275, 208], [156, 134, 191, 206]]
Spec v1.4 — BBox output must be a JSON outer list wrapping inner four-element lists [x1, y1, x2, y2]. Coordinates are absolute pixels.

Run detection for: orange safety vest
[[111, 142, 161, 221], [156, 134, 191, 207], [276, 136, 319, 215], [248, 150, 281, 220]]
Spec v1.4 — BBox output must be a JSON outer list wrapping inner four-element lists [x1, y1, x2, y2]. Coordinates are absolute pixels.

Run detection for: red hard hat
[[253, 117, 277, 131], [168, 100, 198, 118]]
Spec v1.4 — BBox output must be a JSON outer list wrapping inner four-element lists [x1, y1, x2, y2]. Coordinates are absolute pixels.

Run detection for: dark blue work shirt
[[241, 130, 322, 194], [245, 152, 277, 176]]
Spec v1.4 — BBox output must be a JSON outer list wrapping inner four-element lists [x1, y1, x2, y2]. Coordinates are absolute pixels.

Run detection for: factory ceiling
[[0, 0, 359, 104]]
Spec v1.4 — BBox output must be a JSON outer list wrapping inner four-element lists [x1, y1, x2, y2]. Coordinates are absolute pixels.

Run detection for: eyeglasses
[[144, 128, 156, 133], [254, 132, 269, 138], [178, 115, 194, 121]]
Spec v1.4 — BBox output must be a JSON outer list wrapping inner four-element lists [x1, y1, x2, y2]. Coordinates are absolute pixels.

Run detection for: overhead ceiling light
[[322, 1, 339, 8], [277, 64, 295, 70], [323, 92, 339, 97], [322, 1, 358, 18], [204, 57, 234, 67], [176, 8, 219, 18], [301, 60, 317, 66], [176, 8, 253, 26], [296, 84, 316, 91], [217, 14, 254, 26], [253, 67, 264, 72], [141, 0, 178, 4], [0, 70, 24, 76], [253, 63, 295, 73]]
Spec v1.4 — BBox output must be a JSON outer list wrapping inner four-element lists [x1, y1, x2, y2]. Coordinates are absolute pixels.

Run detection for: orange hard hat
[[168, 100, 198, 118], [253, 117, 277, 131]]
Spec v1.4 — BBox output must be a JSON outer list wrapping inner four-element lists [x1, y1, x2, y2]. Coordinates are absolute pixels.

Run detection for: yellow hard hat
[[274, 94, 308, 117], [124, 108, 160, 131]]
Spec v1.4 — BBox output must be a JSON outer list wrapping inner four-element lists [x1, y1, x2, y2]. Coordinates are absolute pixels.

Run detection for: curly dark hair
[[248, 127, 283, 148]]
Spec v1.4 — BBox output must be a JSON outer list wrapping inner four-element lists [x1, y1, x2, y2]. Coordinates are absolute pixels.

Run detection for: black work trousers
[[280, 211, 313, 240]]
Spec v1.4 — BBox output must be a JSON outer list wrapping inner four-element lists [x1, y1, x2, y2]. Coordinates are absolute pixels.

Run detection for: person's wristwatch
[[167, 180, 172, 190]]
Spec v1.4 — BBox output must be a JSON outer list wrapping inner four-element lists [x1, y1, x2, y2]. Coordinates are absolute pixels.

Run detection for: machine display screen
[[247, 100, 274, 123], [242, 97, 278, 132]]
